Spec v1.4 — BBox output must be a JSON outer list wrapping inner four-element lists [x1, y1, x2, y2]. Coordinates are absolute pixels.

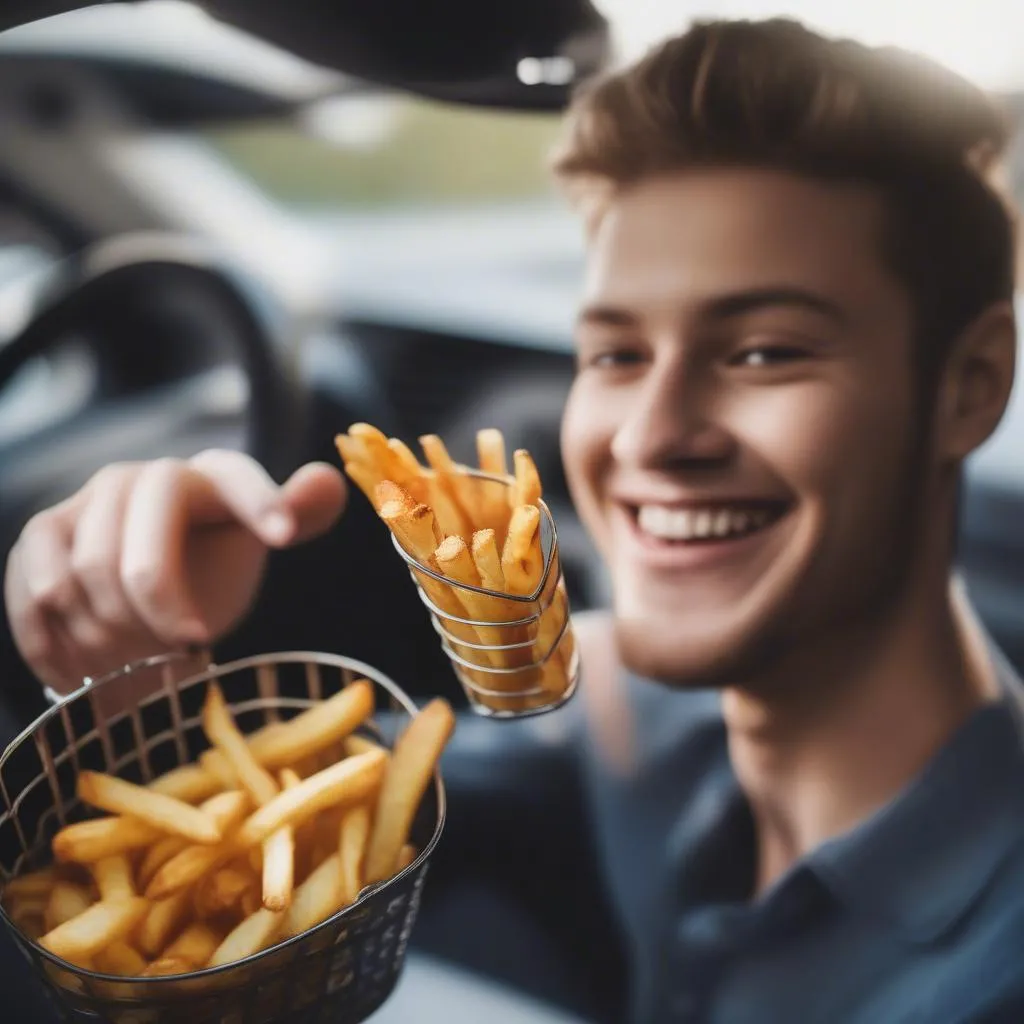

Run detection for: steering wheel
[[0, 233, 305, 530]]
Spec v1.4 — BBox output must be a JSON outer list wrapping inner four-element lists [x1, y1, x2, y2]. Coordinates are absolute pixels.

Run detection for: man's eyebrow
[[705, 287, 847, 324], [576, 305, 639, 328]]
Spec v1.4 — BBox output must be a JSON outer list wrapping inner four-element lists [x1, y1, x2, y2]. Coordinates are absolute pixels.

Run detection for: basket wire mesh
[[389, 470, 580, 718], [0, 651, 445, 1024]]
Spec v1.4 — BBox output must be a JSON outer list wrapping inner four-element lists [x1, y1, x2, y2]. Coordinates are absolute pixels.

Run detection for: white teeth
[[636, 504, 778, 542]]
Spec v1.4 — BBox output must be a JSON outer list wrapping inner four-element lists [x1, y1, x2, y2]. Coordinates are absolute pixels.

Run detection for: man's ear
[[934, 301, 1017, 461]]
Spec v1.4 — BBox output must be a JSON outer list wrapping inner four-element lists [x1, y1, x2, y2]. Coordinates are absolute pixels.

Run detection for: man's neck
[[724, 582, 995, 897]]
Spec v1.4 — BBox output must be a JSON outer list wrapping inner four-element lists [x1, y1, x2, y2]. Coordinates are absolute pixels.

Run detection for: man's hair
[[553, 19, 1016, 375]]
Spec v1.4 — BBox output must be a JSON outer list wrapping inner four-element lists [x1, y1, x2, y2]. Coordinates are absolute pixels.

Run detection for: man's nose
[[610, 363, 735, 470]]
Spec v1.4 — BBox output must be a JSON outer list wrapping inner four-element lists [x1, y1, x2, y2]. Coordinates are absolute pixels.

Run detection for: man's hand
[[4, 450, 346, 694]]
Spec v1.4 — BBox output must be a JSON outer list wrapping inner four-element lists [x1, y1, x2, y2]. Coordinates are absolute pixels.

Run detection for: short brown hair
[[553, 19, 1016, 374]]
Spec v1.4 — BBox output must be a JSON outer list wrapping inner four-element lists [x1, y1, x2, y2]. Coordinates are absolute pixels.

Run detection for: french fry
[[365, 700, 454, 884], [92, 855, 134, 902], [209, 907, 284, 968], [200, 790, 251, 834], [148, 765, 221, 805], [202, 684, 279, 807], [476, 428, 508, 478], [142, 957, 191, 978], [283, 855, 344, 939], [248, 681, 374, 769], [3, 867, 56, 901], [387, 438, 432, 503], [341, 461, 382, 507], [199, 749, 237, 789], [40, 896, 148, 962], [471, 530, 506, 591], [434, 535, 531, 709], [146, 844, 230, 902], [163, 922, 221, 968], [9, 905, 45, 941], [511, 449, 542, 509], [344, 734, 388, 759], [77, 772, 222, 846], [44, 882, 94, 932], [418, 434, 474, 537], [138, 889, 191, 957], [53, 817, 160, 864], [338, 805, 370, 905], [94, 940, 148, 977], [501, 505, 544, 597], [262, 771, 298, 912], [475, 429, 513, 537], [194, 864, 253, 919], [396, 844, 418, 872], [235, 749, 387, 850]]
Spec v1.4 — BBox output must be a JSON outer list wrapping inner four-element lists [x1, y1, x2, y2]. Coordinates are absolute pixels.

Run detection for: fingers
[[187, 449, 297, 546], [280, 463, 347, 543], [120, 459, 214, 647]]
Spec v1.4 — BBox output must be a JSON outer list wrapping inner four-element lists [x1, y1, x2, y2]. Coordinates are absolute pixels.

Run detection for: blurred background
[[0, 2, 1022, 1021]]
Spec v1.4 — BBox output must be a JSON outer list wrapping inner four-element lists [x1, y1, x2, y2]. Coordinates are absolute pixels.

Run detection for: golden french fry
[[9, 905, 45, 940], [164, 922, 221, 968], [40, 896, 148, 962], [3, 867, 56, 901], [511, 449, 542, 508], [194, 864, 252, 919], [77, 772, 222, 845], [262, 809, 295, 912], [386, 438, 433, 504], [202, 685, 279, 807], [44, 882, 95, 932], [138, 888, 191, 956], [283, 855, 344, 939], [93, 940, 148, 977], [501, 505, 544, 596], [240, 888, 261, 918], [343, 735, 388, 759], [235, 749, 387, 850], [471, 530, 505, 591], [248, 681, 374, 769], [396, 844, 418, 872], [338, 805, 370, 906], [146, 843, 229, 902], [148, 765, 221, 804], [53, 817, 160, 864], [138, 839, 188, 897], [91, 855, 134, 902], [476, 428, 508, 477], [142, 957, 191, 978], [199, 749, 237, 789], [342, 461, 381, 506], [200, 790, 251, 833], [419, 434, 474, 537], [365, 700, 454, 884], [209, 906, 284, 968]]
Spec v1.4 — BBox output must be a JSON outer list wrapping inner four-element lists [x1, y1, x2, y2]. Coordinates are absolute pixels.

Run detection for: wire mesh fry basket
[[0, 651, 445, 1024], [390, 470, 580, 718]]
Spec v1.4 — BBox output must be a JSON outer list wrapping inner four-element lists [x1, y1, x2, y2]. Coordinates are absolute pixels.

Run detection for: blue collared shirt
[[577, 649, 1024, 1023]]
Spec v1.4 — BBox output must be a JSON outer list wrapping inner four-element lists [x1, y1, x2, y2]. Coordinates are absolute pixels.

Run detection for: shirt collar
[[806, 665, 1024, 944]]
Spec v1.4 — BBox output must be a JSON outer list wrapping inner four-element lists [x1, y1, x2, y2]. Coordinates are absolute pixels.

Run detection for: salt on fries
[[2, 684, 451, 978], [335, 425, 575, 712]]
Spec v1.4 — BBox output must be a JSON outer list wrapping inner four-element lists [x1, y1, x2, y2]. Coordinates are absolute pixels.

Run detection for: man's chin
[[613, 615, 769, 690]]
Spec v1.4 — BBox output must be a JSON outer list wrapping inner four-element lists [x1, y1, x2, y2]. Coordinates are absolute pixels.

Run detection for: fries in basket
[[335, 424, 578, 715], [1, 682, 455, 979]]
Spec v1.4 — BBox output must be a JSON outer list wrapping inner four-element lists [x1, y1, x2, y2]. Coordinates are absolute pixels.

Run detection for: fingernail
[[260, 511, 294, 544]]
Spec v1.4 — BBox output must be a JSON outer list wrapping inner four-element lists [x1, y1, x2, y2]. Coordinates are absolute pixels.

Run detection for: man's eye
[[583, 347, 646, 370], [732, 344, 809, 367]]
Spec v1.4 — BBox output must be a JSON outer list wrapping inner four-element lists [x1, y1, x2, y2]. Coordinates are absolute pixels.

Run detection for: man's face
[[562, 169, 929, 688]]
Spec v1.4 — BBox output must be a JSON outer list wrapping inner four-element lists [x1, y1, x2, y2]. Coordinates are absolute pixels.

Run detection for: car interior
[[0, 1, 1022, 1022]]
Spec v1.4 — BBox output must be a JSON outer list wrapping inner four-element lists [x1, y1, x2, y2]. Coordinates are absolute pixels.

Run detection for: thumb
[[279, 462, 348, 544]]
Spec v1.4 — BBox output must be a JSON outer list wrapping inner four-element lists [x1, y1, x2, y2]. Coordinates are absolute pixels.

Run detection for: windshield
[[203, 93, 562, 210]]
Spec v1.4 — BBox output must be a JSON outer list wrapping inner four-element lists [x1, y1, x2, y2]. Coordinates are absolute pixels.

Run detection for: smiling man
[[5, 17, 1024, 1024]]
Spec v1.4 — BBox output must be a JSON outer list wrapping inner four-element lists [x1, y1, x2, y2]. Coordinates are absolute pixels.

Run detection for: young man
[[5, 18, 1024, 1023]]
